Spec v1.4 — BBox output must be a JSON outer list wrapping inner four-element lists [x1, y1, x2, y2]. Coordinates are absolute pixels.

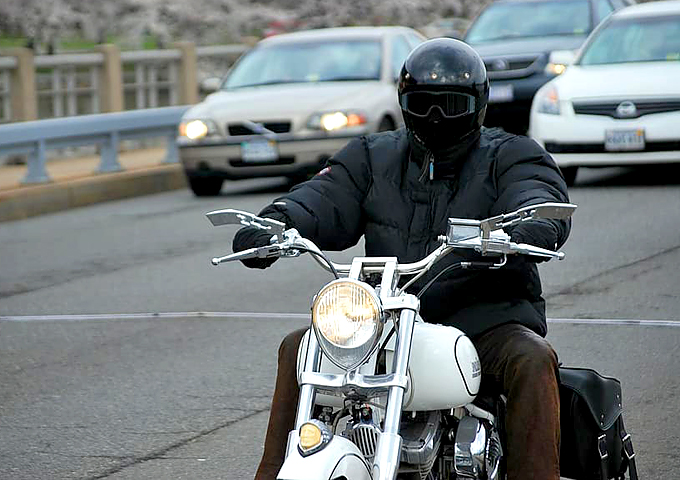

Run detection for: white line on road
[[0, 312, 678, 327]]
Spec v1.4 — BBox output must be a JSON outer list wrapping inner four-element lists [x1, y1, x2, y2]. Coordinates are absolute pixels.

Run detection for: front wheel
[[187, 176, 224, 196]]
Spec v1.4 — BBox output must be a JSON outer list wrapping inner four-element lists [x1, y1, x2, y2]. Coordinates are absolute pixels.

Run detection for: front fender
[[277, 430, 372, 480]]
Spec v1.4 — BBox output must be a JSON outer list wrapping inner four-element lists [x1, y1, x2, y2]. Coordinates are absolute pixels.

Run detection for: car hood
[[468, 35, 586, 57], [184, 82, 390, 120], [552, 62, 680, 100]]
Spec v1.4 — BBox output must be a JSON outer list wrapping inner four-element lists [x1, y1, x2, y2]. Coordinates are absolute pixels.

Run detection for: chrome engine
[[453, 416, 503, 480], [340, 407, 502, 480]]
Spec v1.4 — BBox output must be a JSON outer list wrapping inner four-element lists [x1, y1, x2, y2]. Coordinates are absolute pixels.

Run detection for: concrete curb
[[0, 164, 187, 223]]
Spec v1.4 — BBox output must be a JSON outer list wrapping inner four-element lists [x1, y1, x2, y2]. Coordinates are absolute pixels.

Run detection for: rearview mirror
[[206, 209, 286, 241], [447, 202, 576, 244]]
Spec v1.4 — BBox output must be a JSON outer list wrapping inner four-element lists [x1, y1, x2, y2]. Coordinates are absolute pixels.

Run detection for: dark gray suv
[[464, 0, 633, 134]]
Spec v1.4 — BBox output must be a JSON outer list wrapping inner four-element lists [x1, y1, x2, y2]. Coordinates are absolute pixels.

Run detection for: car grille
[[545, 140, 680, 154], [572, 99, 680, 119], [483, 54, 543, 80], [227, 121, 292, 136]]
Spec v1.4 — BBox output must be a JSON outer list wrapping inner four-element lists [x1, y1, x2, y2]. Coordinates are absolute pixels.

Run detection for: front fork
[[288, 296, 418, 480]]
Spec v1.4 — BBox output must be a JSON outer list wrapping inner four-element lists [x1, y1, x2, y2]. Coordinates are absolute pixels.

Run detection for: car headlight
[[312, 279, 383, 370], [178, 119, 218, 140], [307, 111, 367, 132], [536, 86, 561, 115]]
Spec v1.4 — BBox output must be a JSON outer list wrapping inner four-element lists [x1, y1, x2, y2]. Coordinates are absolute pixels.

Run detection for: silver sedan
[[178, 26, 426, 196]]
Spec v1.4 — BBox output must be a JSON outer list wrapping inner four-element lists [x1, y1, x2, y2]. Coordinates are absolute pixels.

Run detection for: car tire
[[187, 176, 224, 197], [561, 167, 578, 187], [377, 116, 395, 132]]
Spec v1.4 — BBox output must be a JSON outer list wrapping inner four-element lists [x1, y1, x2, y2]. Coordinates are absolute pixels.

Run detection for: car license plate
[[488, 85, 514, 103], [241, 140, 278, 163], [604, 129, 645, 152]]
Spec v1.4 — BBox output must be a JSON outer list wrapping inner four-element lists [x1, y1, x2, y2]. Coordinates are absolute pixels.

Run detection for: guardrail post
[[174, 41, 198, 105], [4, 47, 38, 122], [97, 44, 124, 113], [98, 131, 123, 172], [23, 140, 51, 184], [163, 132, 180, 164]]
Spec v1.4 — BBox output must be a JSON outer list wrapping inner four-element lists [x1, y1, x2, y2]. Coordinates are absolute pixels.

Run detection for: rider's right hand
[[232, 226, 279, 269]]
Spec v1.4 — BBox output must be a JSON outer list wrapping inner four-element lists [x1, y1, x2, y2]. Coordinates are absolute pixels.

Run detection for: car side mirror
[[200, 77, 222, 94], [549, 50, 576, 66], [546, 50, 576, 75]]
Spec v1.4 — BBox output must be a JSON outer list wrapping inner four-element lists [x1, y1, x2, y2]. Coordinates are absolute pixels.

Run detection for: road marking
[[549, 318, 680, 327], [0, 312, 678, 327], [0, 312, 309, 322]]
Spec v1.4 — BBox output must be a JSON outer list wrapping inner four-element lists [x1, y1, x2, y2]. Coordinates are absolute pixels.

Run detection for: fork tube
[[373, 306, 417, 480], [294, 331, 321, 430]]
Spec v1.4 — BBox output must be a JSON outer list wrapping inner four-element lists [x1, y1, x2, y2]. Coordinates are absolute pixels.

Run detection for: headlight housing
[[536, 86, 561, 115], [178, 119, 218, 140], [307, 111, 368, 132], [312, 279, 383, 370]]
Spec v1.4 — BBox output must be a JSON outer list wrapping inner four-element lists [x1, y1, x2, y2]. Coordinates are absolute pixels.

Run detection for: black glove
[[509, 220, 558, 263], [232, 226, 278, 269]]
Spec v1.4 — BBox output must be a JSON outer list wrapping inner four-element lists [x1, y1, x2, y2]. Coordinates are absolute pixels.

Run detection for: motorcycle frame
[[286, 256, 420, 480]]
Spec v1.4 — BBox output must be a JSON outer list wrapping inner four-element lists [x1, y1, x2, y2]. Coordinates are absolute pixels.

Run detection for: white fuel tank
[[297, 322, 480, 411], [391, 322, 480, 411]]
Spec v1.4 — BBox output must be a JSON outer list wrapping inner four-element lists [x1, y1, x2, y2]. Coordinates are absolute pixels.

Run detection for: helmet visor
[[400, 91, 476, 119]]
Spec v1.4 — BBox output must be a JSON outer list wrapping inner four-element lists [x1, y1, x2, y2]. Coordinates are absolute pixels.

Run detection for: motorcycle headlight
[[312, 279, 383, 370]]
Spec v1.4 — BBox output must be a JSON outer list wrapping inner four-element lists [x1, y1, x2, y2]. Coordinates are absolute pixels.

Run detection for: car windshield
[[579, 15, 680, 65], [223, 39, 382, 89], [465, 0, 591, 43]]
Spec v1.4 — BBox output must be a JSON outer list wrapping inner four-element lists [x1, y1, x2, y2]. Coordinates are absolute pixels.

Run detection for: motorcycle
[[206, 202, 577, 480]]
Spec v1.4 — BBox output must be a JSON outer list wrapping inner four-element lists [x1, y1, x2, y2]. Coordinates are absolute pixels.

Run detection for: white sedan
[[529, 0, 680, 186], [177, 26, 425, 196]]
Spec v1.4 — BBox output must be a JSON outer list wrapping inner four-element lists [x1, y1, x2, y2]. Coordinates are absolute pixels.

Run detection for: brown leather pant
[[254, 323, 560, 480]]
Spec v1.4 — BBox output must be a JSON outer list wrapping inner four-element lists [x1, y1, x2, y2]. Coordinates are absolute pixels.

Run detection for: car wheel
[[561, 167, 578, 187], [187, 176, 224, 197], [377, 116, 395, 132]]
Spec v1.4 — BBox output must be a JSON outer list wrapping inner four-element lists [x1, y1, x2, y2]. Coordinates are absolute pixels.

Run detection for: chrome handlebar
[[207, 204, 574, 273]]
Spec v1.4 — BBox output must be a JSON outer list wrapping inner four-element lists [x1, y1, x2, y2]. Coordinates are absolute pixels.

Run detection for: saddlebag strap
[[597, 433, 609, 479], [620, 419, 638, 480]]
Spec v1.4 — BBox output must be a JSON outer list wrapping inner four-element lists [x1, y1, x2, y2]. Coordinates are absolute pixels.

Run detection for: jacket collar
[[409, 129, 481, 181]]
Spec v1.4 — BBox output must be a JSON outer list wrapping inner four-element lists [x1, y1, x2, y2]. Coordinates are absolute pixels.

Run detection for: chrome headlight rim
[[312, 278, 384, 371]]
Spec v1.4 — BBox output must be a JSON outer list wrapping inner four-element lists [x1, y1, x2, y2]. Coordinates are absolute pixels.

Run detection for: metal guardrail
[[0, 43, 250, 122], [0, 105, 190, 184]]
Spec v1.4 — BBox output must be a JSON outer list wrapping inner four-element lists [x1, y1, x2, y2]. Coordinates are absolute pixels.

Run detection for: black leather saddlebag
[[559, 367, 638, 480]]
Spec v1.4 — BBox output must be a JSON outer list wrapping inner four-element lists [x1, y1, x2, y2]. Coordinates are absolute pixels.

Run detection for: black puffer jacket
[[259, 127, 571, 339]]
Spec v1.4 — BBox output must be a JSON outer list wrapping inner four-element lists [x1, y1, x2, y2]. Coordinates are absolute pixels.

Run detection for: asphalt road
[[1, 164, 679, 479]]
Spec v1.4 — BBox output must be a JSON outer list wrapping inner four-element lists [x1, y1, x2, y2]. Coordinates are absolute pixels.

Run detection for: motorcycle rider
[[233, 38, 571, 480]]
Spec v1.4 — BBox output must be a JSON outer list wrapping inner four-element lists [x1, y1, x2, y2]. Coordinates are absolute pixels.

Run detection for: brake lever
[[479, 238, 565, 260], [211, 243, 284, 266]]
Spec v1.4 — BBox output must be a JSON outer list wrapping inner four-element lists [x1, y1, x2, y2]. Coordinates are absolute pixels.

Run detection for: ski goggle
[[400, 91, 476, 118]]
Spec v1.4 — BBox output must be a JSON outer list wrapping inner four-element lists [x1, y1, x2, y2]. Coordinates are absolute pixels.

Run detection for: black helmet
[[398, 38, 489, 151]]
